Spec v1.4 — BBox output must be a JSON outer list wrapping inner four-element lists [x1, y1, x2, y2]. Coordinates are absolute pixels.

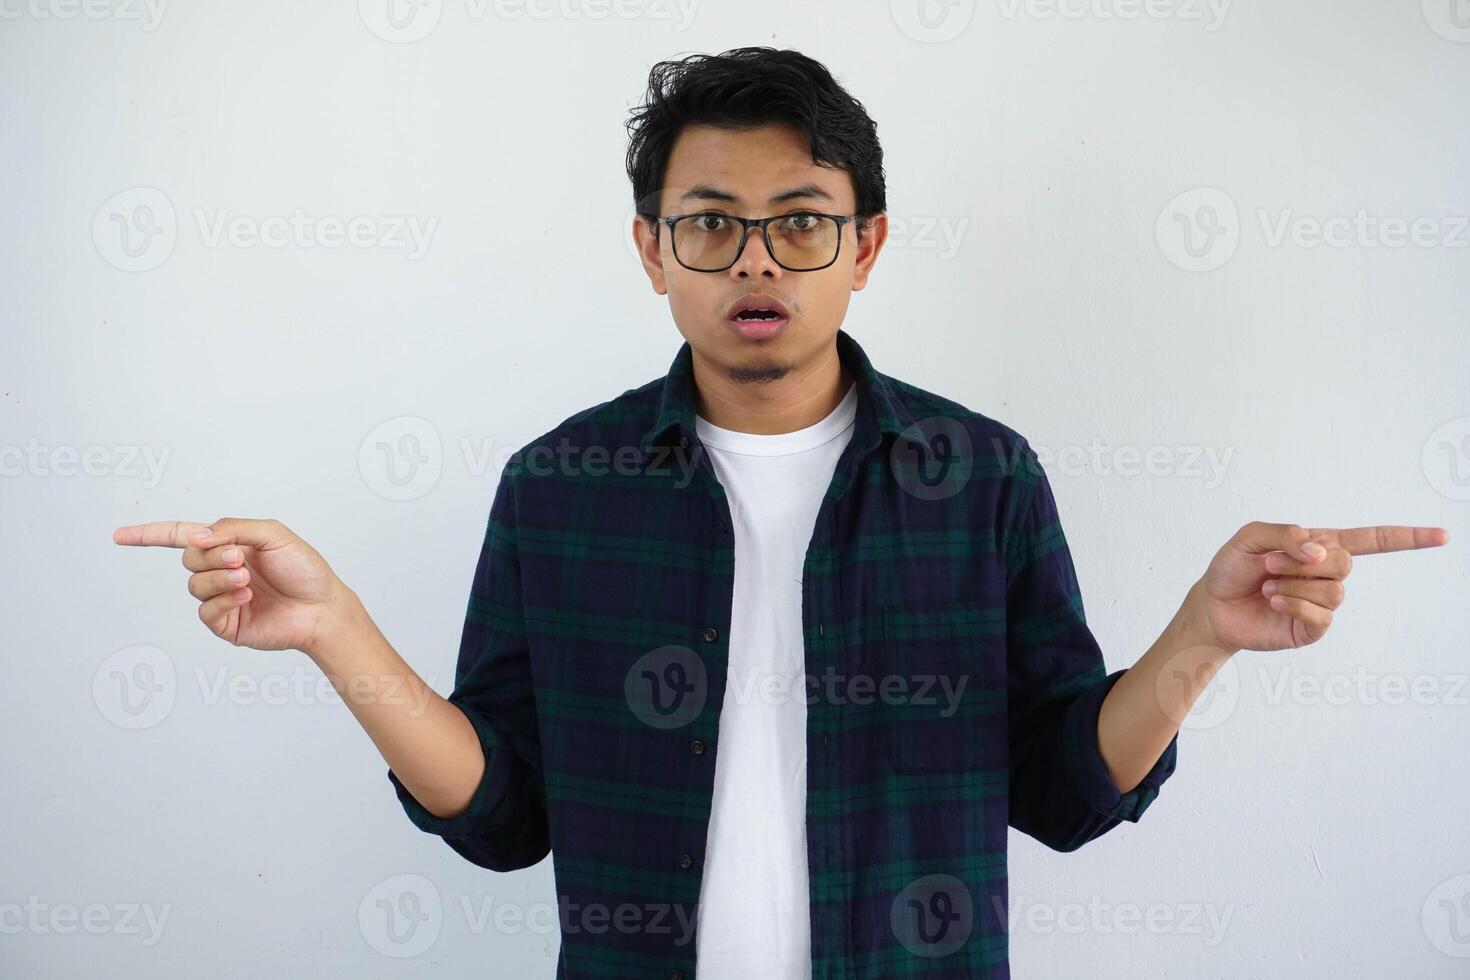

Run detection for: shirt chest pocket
[[878, 599, 1005, 775]]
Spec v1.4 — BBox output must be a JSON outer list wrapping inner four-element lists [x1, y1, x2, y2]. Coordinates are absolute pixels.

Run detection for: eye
[[781, 212, 820, 231], [692, 213, 729, 232]]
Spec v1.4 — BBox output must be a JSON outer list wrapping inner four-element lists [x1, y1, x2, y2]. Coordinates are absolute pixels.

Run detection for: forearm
[[1097, 577, 1237, 794], [303, 591, 486, 820]]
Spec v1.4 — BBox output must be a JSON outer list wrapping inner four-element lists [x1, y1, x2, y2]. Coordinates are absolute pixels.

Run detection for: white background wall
[[3, 1, 1467, 976]]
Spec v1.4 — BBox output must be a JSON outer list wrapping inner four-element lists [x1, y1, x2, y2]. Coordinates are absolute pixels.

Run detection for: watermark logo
[[1422, 873, 1470, 958], [892, 416, 975, 501], [95, 646, 440, 728], [625, 645, 708, 729], [93, 187, 177, 273], [359, 873, 443, 957], [0, 897, 172, 945], [1156, 187, 1239, 272], [93, 644, 177, 729], [0, 0, 169, 30], [890, 0, 976, 43], [1154, 645, 1239, 730], [359, 0, 443, 42], [1026, 438, 1235, 489], [360, 0, 699, 42], [192, 208, 436, 259], [0, 439, 172, 488], [892, 873, 974, 957], [1422, 0, 1470, 42], [1258, 666, 1469, 708], [994, 0, 1230, 30], [1159, 189, 1467, 273], [1005, 894, 1234, 944], [1421, 415, 1470, 501], [357, 417, 702, 501], [1257, 209, 1468, 250], [883, 213, 971, 260], [359, 416, 444, 501], [94, 188, 437, 271]]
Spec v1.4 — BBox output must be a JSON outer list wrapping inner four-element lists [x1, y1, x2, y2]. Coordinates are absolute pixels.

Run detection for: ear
[[850, 213, 889, 292], [633, 214, 669, 296]]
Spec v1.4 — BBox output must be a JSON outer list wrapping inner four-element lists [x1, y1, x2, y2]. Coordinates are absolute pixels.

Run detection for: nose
[[729, 223, 783, 279]]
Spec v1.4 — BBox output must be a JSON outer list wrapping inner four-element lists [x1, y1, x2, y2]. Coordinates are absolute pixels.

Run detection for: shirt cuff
[[386, 701, 515, 840], [1061, 667, 1178, 823]]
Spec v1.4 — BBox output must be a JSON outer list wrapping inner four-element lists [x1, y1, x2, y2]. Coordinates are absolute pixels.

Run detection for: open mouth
[[726, 294, 791, 338]]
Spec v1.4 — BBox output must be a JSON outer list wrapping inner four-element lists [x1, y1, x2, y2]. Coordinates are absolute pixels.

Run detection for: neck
[[690, 338, 852, 435]]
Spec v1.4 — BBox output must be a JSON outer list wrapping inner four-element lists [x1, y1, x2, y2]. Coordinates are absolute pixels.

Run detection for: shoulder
[[876, 369, 1053, 548], [881, 369, 1040, 472], [500, 374, 665, 482]]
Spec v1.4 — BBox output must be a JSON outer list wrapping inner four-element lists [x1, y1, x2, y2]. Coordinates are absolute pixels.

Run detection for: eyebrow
[[677, 183, 836, 207]]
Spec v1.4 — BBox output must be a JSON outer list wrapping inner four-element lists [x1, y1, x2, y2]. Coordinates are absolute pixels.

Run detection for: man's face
[[633, 122, 886, 384]]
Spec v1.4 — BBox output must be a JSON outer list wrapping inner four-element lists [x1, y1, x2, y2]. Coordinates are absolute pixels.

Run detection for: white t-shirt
[[691, 379, 858, 979]]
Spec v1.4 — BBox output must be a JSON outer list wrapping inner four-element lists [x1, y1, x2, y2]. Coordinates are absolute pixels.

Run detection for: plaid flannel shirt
[[388, 327, 1178, 979]]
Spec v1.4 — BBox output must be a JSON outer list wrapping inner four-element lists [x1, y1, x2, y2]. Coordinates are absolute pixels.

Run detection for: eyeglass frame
[[654, 210, 862, 273]]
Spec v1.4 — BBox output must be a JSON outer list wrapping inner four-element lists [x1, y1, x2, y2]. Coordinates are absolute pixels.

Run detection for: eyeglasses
[[657, 211, 860, 272]]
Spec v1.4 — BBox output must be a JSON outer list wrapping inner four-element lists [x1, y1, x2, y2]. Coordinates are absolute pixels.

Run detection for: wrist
[[302, 584, 375, 666], [1177, 577, 1240, 658]]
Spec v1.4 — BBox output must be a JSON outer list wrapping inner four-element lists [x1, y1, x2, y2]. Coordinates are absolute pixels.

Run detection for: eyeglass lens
[[672, 213, 840, 271]]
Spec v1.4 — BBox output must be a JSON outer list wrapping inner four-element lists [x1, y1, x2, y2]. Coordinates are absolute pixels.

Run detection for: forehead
[[660, 122, 855, 213]]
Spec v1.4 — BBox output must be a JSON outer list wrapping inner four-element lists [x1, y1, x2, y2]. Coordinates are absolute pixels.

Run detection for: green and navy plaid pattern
[[388, 328, 1178, 979]]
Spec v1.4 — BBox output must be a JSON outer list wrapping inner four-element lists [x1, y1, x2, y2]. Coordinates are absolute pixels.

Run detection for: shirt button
[[702, 627, 718, 642], [690, 738, 705, 755], [668, 970, 684, 980], [677, 435, 689, 448], [678, 853, 693, 869]]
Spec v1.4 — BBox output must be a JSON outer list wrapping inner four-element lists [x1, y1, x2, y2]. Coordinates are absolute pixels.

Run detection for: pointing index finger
[[1307, 525, 1450, 556], [112, 520, 211, 548]]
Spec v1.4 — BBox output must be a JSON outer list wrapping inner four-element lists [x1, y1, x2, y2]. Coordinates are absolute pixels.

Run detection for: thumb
[[191, 517, 294, 551], [1233, 520, 1325, 563]]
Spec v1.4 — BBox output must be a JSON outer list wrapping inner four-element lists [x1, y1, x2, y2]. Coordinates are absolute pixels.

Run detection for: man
[[114, 47, 1448, 979]]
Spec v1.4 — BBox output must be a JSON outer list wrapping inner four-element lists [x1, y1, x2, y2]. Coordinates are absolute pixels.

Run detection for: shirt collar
[[638, 328, 914, 461]]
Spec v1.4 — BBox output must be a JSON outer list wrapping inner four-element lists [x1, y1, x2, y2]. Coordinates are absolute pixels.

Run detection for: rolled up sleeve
[[386, 461, 550, 872], [1003, 439, 1178, 852], [1060, 667, 1177, 824]]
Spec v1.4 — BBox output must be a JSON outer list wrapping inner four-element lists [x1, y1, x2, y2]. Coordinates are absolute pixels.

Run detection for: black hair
[[624, 47, 886, 237]]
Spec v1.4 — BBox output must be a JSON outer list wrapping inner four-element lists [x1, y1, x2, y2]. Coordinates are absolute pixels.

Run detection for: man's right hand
[[112, 518, 359, 656]]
